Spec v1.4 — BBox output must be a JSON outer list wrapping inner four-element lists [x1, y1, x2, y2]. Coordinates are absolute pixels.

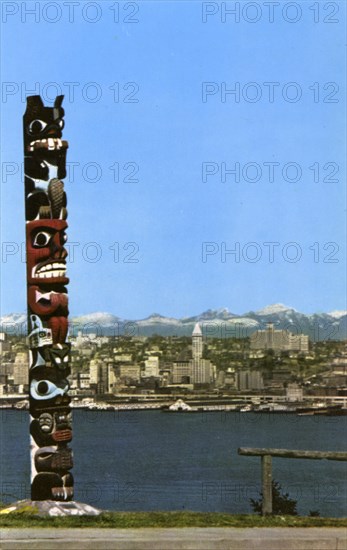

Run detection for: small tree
[[250, 480, 298, 515]]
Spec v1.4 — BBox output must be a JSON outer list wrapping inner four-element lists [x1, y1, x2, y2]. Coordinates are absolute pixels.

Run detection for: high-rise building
[[13, 352, 29, 386], [192, 323, 203, 360], [89, 359, 115, 393], [170, 324, 214, 386], [236, 370, 263, 391], [250, 323, 309, 353], [143, 356, 160, 377], [172, 361, 191, 383], [191, 358, 212, 384], [118, 364, 140, 383], [190, 323, 214, 386], [89, 359, 99, 385]]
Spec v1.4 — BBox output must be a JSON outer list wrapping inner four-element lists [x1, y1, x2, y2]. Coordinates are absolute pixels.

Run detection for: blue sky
[[1, 0, 346, 318]]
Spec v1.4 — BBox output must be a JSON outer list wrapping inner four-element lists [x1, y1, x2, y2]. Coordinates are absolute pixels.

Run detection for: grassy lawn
[[1, 511, 346, 528]]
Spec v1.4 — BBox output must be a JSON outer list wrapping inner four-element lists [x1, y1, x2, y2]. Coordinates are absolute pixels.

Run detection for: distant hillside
[[1, 304, 346, 340]]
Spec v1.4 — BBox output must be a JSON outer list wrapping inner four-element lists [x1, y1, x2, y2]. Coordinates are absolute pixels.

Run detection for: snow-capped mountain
[[254, 303, 296, 316], [73, 312, 120, 325], [1, 304, 346, 340], [136, 314, 181, 326], [0, 313, 27, 325], [0, 313, 27, 335], [328, 310, 347, 319]]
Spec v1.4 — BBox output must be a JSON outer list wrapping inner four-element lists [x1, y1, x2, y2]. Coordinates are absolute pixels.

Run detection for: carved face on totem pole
[[29, 367, 70, 418], [23, 95, 67, 179], [26, 220, 69, 285], [23, 95, 65, 142], [30, 411, 72, 446], [24, 95, 68, 221], [26, 219, 69, 345], [24, 95, 73, 501]]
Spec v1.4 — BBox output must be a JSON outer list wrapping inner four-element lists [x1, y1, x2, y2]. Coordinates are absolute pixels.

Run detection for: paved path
[[1, 527, 346, 549]]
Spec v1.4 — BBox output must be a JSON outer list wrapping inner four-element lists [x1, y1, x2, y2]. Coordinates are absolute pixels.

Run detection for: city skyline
[[2, 317, 346, 400]]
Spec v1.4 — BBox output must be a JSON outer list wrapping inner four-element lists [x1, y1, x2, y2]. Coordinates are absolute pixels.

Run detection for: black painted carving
[[24, 95, 73, 501]]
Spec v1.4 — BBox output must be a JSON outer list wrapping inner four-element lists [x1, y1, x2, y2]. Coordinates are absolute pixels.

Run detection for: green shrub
[[250, 480, 298, 516]]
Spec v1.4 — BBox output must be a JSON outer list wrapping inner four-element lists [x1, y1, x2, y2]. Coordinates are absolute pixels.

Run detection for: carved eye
[[55, 357, 61, 364], [28, 119, 47, 134], [31, 379, 69, 400], [33, 231, 52, 247], [57, 119, 64, 129]]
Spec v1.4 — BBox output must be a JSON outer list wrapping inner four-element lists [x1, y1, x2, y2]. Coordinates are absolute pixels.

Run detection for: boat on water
[[239, 404, 253, 413], [162, 399, 237, 413], [253, 403, 297, 414], [297, 404, 347, 416], [13, 400, 29, 410], [167, 399, 193, 412]]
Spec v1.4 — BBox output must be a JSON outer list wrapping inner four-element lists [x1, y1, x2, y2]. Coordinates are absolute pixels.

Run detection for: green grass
[[1, 511, 346, 528]]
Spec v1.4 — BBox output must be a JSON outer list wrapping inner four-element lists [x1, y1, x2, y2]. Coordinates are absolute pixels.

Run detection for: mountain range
[[1, 304, 346, 341]]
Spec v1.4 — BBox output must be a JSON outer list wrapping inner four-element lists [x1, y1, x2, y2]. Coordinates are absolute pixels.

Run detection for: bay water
[[1, 409, 346, 517]]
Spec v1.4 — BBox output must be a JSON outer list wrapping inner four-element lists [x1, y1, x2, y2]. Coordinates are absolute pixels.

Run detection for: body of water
[[1, 409, 346, 516]]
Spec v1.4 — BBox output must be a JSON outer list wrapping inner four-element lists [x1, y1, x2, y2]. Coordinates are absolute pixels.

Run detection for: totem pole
[[23, 95, 73, 501]]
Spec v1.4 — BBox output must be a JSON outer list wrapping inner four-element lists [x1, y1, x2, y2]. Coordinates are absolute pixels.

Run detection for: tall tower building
[[190, 323, 214, 385], [192, 323, 203, 360]]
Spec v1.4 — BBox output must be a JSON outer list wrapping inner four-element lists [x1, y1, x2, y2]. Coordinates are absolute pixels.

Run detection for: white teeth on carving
[[28, 138, 65, 152], [36, 271, 66, 278], [32, 263, 66, 278]]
